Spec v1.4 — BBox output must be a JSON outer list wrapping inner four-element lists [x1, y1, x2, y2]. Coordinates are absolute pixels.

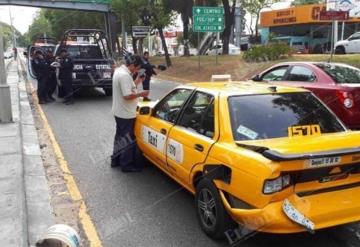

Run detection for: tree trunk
[[222, 0, 236, 55], [158, 27, 172, 67], [138, 38, 144, 55], [182, 16, 190, 56], [255, 11, 260, 39], [132, 37, 138, 54]]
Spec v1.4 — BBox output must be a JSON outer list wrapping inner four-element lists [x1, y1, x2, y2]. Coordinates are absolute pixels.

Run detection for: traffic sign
[[319, 11, 349, 20], [132, 26, 150, 38], [192, 6, 225, 33]]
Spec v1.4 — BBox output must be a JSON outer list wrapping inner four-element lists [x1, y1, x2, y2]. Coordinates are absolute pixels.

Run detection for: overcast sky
[[0, 6, 39, 34]]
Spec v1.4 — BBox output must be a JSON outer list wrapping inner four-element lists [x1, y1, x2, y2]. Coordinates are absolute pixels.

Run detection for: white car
[[335, 32, 360, 54], [206, 44, 241, 55]]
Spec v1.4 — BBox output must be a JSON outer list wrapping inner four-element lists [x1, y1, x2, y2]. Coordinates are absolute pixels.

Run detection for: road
[[25, 62, 360, 247]]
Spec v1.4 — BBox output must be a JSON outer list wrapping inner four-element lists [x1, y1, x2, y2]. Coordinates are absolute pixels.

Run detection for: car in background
[[178, 45, 198, 56], [206, 43, 241, 55], [135, 81, 360, 239], [251, 62, 360, 129], [3, 52, 13, 59], [335, 32, 360, 54], [54, 29, 115, 96]]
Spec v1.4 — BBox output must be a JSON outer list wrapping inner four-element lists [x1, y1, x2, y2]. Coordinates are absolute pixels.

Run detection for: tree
[[242, 0, 280, 38], [25, 10, 52, 43], [149, 0, 175, 67], [1, 22, 26, 49], [292, 0, 324, 6], [222, 0, 237, 55]]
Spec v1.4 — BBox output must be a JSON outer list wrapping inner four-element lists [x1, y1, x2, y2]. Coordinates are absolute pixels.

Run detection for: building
[[260, 4, 360, 53]]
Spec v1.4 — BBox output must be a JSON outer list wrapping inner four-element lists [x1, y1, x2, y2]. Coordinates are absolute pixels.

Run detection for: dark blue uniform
[[32, 57, 50, 103], [59, 57, 74, 103], [141, 58, 156, 91]]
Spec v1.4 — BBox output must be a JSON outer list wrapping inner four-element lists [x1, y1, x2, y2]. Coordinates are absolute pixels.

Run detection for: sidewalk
[[0, 60, 54, 246]]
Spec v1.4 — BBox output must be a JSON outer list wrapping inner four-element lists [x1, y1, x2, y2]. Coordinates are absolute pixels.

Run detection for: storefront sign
[[319, 11, 349, 20]]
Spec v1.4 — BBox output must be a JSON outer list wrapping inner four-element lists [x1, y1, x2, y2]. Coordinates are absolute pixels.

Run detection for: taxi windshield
[[229, 92, 345, 141]]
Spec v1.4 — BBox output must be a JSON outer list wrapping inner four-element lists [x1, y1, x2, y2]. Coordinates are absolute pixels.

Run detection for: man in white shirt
[[111, 55, 149, 172]]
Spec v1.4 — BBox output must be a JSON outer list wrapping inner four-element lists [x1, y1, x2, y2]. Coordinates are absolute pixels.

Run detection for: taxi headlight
[[263, 174, 291, 194]]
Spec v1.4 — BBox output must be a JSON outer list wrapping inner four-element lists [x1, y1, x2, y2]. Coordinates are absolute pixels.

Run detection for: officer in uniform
[[45, 50, 57, 102], [141, 51, 157, 101], [31, 50, 50, 104], [58, 49, 74, 105]]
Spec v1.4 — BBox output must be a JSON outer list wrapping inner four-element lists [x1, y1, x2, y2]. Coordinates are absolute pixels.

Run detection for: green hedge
[[243, 43, 292, 62]]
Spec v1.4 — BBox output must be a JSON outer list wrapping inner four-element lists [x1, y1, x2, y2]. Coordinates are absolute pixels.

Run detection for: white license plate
[[309, 156, 341, 167], [282, 199, 315, 233], [103, 72, 112, 79]]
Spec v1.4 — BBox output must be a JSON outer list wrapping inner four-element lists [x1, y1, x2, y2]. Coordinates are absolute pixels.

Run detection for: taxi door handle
[[194, 144, 204, 152], [160, 128, 167, 135]]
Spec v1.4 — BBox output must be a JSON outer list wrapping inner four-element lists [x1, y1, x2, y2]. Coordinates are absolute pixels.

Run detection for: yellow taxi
[[134, 82, 360, 239]]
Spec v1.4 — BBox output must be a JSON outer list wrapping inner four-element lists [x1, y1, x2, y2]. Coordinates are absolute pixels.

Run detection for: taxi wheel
[[195, 178, 235, 239]]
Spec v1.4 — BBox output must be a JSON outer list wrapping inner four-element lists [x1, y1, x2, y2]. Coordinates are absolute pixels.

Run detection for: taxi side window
[[178, 92, 215, 138], [154, 89, 192, 123]]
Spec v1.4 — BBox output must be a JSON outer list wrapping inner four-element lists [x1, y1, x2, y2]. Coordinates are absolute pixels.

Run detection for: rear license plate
[[282, 199, 315, 233]]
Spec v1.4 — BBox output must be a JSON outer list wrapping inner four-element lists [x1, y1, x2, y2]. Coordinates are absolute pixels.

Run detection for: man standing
[[46, 50, 57, 102], [141, 51, 156, 101], [58, 49, 74, 105], [111, 55, 149, 172], [31, 50, 50, 104]]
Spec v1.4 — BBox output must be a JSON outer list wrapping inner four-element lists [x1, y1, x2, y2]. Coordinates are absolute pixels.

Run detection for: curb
[[17, 59, 54, 246]]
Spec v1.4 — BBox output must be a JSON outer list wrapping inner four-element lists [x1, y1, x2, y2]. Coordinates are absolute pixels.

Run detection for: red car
[[252, 62, 360, 129]]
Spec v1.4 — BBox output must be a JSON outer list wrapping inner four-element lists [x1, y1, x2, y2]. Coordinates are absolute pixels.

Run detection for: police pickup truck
[[54, 29, 115, 96]]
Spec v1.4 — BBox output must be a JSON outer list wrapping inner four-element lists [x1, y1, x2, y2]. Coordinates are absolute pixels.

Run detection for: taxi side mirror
[[251, 74, 262, 82], [139, 106, 151, 115]]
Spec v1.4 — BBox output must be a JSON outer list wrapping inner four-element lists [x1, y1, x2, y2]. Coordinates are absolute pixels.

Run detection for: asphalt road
[[26, 63, 360, 247]]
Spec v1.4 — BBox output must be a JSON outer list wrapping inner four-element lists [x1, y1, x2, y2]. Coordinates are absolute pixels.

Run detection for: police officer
[[31, 50, 50, 104], [45, 50, 57, 102], [141, 51, 156, 101], [58, 49, 74, 105]]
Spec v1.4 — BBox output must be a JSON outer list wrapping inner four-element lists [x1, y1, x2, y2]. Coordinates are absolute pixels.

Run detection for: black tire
[[104, 88, 112, 96], [195, 178, 236, 239], [335, 46, 345, 54]]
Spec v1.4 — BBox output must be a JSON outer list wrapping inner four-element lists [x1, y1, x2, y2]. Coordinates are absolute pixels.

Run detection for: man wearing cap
[[31, 50, 50, 104], [111, 55, 149, 172], [58, 49, 74, 105]]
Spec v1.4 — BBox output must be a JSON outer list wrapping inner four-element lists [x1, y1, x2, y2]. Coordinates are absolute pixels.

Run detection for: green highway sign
[[192, 7, 225, 15], [193, 6, 224, 33]]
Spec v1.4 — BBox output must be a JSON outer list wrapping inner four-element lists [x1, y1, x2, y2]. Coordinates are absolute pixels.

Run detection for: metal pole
[[0, 24, 13, 123], [8, 7, 16, 48], [216, 32, 219, 65], [121, 14, 127, 55], [341, 21, 345, 40], [198, 32, 200, 70]]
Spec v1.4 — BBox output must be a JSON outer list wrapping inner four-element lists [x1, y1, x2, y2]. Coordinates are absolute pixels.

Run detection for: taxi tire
[[195, 178, 236, 240]]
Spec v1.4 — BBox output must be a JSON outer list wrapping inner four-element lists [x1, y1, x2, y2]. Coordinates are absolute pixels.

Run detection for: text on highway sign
[[193, 6, 225, 33]]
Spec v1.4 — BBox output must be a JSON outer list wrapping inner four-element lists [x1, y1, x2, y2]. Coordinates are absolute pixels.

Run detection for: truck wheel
[[195, 178, 236, 239], [335, 46, 345, 54], [104, 88, 112, 96]]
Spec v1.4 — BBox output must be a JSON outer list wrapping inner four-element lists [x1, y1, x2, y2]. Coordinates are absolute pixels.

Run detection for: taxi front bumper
[[220, 185, 360, 234]]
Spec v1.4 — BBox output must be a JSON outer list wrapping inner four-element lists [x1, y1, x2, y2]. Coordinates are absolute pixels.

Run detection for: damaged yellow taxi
[[135, 82, 360, 239]]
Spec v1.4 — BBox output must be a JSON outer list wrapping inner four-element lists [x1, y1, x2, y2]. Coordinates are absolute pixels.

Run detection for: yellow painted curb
[[27, 75, 103, 247]]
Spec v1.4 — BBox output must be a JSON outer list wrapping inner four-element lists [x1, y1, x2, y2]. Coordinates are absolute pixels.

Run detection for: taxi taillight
[[263, 174, 292, 194]]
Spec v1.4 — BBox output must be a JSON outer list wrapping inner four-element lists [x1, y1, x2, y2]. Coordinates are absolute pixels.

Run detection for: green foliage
[[243, 43, 292, 62], [111, 0, 148, 32], [25, 10, 52, 43], [291, 0, 324, 6], [1, 22, 26, 49]]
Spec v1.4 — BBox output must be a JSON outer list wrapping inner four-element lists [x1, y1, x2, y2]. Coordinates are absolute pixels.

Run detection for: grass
[[149, 54, 360, 83]]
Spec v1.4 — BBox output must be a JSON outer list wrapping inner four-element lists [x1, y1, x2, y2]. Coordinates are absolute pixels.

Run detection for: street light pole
[[0, 23, 13, 123], [8, 7, 17, 48]]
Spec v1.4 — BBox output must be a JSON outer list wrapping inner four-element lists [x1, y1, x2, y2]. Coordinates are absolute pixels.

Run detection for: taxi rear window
[[229, 92, 345, 141]]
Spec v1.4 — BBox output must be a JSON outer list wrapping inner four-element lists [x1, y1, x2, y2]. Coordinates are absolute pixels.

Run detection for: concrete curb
[[0, 60, 54, 247], [17, 60, 55, 246]]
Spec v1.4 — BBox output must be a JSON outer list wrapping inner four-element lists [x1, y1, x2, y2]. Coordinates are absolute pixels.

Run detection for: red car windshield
[[316, 63, 360, 84]]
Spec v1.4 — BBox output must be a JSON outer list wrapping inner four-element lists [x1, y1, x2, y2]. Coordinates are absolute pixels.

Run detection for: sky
[[0, 1, 293, 35], [0, 6, 39, 34]]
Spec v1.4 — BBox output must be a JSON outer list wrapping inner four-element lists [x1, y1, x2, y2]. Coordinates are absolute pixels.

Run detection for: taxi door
[[166, 91, 218, 185], [136, 88, 193, 169]]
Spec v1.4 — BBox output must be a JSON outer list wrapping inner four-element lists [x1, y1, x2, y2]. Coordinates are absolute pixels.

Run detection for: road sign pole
[[0, 24, 13, 123], [198, 32, 200, 70]]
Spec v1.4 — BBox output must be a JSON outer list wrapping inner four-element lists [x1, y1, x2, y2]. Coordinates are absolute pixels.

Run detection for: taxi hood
[[236, 131, 360, 161]]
